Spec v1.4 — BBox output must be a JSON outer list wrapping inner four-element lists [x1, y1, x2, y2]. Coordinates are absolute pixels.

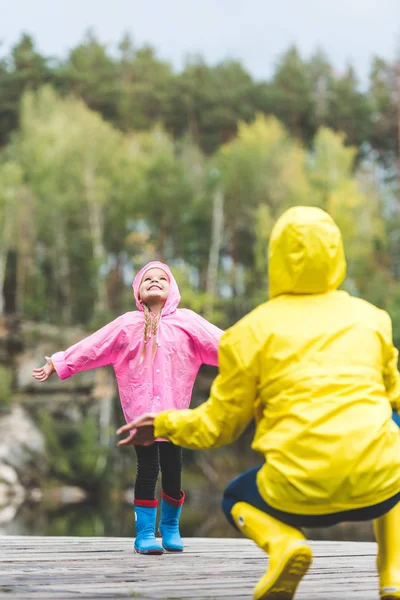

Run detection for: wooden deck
[[0, 536, 381, 599]]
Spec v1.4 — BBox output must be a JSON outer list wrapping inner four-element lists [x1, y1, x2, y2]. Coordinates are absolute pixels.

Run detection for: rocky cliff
[[0, 317, 116, 530]]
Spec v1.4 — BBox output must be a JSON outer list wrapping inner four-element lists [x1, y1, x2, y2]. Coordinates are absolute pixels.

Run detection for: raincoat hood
[[268, 206, 346, 299], [132, 261, 181, 316]]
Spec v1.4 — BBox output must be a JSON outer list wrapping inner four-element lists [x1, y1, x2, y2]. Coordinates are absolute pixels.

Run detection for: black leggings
[[134, 442, 182, 501]]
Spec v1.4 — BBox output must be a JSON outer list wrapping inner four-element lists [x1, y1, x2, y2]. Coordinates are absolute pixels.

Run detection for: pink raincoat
[[51, 262, 224, 426]]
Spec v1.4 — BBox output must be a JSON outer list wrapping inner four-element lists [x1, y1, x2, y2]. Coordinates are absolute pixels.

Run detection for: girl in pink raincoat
[[32, 261, 224, 555]]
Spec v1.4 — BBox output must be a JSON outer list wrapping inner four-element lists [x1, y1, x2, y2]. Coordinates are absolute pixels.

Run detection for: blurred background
[[0, 0, 399, 541]]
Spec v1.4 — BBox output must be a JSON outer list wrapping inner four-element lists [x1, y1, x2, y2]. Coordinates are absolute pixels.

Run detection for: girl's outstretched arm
[[33, 315, 126, 381], [183, 309, 224, 366]]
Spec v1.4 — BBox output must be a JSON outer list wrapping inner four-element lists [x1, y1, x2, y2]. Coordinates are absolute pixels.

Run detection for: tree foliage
[[0, 33, 398, 333]]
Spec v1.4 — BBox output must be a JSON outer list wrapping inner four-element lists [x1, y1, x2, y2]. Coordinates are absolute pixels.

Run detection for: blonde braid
[[140, 303, 161, 362], [152, 311, 161, 360], [142, 303, 152, 343], [152, 311, 161, 337]]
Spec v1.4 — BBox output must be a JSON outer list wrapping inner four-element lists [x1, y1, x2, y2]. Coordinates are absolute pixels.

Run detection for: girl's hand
[[32, 356, 55, 382], [116, 413, 156, 447]]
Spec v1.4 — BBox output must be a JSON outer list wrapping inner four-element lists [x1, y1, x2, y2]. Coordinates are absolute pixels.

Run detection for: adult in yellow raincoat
[[118, 206, 400, 600]]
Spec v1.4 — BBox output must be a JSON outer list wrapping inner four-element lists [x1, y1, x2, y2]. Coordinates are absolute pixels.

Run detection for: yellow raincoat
[[154, 206, 400, 515]]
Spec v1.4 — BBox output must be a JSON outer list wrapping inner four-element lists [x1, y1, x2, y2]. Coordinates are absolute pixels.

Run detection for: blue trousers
[[222, 413, 400, 530]]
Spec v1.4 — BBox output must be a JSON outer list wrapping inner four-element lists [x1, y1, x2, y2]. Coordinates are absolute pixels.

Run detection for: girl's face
[[139, 268, 170, 305]]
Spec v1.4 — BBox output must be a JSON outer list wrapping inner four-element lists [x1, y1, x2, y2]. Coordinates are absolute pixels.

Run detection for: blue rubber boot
[[159, 490, 185, 552], [134, 500, 164, 555]]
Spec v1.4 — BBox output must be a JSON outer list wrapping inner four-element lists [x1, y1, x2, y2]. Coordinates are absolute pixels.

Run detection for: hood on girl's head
[[132, 261, 181, 316]]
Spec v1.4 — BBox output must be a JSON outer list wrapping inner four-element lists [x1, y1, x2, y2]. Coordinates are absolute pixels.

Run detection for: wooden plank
[[0, 536, 380, 599]]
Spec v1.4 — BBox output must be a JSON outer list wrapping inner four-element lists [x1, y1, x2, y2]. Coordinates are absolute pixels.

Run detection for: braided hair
[[141, 302, 162, 360]]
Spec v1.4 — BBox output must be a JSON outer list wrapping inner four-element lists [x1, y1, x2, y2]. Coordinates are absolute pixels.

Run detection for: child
[[33, 261, 224, 555], [118, 208, 400, 600]]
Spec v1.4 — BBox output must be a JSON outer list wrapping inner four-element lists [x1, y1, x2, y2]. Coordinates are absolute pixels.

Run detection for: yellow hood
[[269, 206, 346, 298]]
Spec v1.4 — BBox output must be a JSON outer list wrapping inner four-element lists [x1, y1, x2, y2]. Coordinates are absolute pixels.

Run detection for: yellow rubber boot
[[231, 502, 312, 600], [374, 502, 400, 599]]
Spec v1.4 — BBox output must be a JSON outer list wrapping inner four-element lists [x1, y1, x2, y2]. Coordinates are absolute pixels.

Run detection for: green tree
[[325, 66, 372, 151], [0, 34, 51, 145], [128, 127, 197, 261], [216, 114, 311, 305], [15, 86, 137, 324], [306, 49, 334, 131], [308, 128, 386, 297], [55, 30, 118, 123], [116, 34, 174, 131], [0, 160, 26, 314], [165, 58, 255, 153], [369, 56, 398, 165], [259, 46, 314, 141]]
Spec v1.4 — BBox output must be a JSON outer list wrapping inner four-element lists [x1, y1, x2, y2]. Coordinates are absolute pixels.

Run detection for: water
[[0, 484, 375, 542], [1, 492, 233, 539]]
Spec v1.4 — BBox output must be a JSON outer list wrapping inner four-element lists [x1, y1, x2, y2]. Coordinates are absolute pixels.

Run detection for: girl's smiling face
[[139, 268, 170, 306]]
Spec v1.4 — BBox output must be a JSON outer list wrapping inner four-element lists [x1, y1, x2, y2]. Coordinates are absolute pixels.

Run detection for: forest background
[[0, 29, 400, 537]]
